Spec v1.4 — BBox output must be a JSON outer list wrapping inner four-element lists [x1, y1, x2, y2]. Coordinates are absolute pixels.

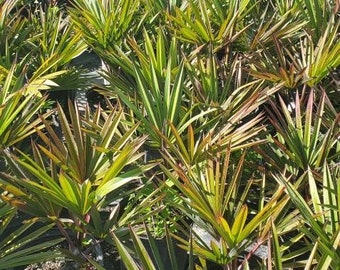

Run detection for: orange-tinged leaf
[[1, 196, 27, 211], [188, 125, 195, 162], [0, 183, 26, 197]]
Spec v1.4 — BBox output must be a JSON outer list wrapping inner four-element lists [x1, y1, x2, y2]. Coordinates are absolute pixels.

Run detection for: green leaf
[[111, 231, 139, 270], [231, 205, 248, 242], [271, 220, 283, 270], [129, 225, 156, 270]]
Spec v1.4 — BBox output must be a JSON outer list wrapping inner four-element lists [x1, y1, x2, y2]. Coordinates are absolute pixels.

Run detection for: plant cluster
[[0, 0, 339, 269]]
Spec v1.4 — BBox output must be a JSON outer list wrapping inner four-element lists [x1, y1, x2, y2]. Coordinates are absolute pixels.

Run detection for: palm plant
[[69, 0, 142, 54], [295, 0, 338, 41], [0, 0, 29, 69], [0, 0, 87, 95], [91, 26, 226, 152], [272, 162, 340, 269], [167, 0, 253, 51], [0, 101, 154, 266], [104, 33, 195, 148], [25, 3, 87, 93], [159, 140, 287, 269], [258, 89, 339, 178], [300, 19, 340, 87], [257, 86, 340, 268], [252, 12, 339, 90], [0, 65, 55, 153], [248, 0, 339, 93]]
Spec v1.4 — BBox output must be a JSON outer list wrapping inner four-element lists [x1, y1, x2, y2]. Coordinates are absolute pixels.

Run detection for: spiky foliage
[[0, 102, 154, 266], [0, 202, 64, 269], [0, 0, 339, 269]]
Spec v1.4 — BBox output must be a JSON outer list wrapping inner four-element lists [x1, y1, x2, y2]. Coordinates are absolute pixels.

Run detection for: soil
[[20, 245, 122, 270], [24, 260, 66, 270]]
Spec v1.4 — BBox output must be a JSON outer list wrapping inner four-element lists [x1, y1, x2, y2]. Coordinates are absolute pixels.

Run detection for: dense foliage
[[0, 0, 339, 269]]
